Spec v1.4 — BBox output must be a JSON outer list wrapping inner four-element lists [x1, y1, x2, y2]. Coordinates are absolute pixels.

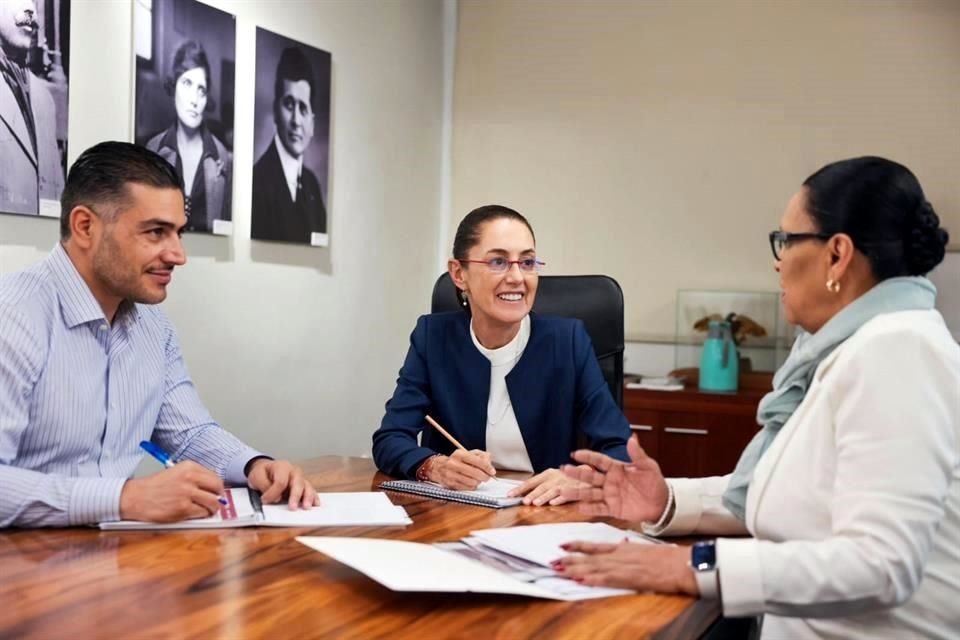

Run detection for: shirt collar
[[158, 124, 220, 162], [274, 133, 302, 199], [45, 243, 140, 328]]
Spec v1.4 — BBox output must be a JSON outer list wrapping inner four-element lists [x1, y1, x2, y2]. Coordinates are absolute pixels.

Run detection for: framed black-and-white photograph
[[251, 27, 331, 247], [0, 0, 70, 218], [133, 0, 235, 235]]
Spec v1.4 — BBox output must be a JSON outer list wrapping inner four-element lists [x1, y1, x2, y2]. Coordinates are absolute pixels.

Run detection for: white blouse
[[470, 315, 534, 473]]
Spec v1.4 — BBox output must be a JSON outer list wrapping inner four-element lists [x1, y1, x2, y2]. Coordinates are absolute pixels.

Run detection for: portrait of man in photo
[[251, 29, 331, 246], [0, 0, 68, 217]]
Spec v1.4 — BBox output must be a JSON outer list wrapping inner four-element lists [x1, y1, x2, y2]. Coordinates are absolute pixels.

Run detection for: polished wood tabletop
[[0, 457, 720, 639]]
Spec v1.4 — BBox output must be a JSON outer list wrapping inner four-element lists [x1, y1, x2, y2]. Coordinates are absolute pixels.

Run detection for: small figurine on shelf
[[693, 312, 768, 346]]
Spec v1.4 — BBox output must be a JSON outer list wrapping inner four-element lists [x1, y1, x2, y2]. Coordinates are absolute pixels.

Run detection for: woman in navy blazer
[[372, 205, 631, 506]]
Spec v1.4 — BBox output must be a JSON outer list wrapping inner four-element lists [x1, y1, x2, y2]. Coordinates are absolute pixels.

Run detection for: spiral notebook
[[379, 478, 524, 508]]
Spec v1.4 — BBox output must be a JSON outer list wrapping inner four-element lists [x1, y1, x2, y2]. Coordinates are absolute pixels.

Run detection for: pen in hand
[[139, 441, 229, 506], [423, 415, 496, 485]]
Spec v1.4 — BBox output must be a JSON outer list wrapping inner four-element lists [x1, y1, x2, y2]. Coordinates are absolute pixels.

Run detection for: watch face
[[692, 540, 716, 571]]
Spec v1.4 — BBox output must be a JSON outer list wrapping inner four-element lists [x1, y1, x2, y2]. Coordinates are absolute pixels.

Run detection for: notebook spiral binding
[[378, 480, 520, 509]]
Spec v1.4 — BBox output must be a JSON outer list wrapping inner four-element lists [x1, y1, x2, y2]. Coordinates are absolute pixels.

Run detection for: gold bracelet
[[415, 454, 443, 481]]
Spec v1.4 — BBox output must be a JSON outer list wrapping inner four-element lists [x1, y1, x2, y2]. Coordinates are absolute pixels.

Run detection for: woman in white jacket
[[555, 156, 960, 639]]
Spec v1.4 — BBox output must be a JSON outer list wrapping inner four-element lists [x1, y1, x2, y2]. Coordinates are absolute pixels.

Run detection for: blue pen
[[139, 441, 229, 506]]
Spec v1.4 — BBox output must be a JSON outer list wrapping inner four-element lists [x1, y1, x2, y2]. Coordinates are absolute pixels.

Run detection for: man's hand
[[119, 461, 225, 523], [428, 449, 496, 490], [246, 459, 319, 510]]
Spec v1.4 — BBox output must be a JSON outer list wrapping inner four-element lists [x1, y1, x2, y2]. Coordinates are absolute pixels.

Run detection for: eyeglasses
[[768, 230, 832, 260], [459, 257, 546, 273]]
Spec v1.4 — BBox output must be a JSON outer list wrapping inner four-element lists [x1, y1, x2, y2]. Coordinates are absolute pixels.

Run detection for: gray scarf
[[721, 276, 937, 521]]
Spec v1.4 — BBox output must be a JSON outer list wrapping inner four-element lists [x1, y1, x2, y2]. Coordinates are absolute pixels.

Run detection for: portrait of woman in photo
[[145, 40, 231, 233]]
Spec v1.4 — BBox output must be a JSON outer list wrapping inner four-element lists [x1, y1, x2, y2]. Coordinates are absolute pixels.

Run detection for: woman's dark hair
[[60, 142, 182, 240], [802, 156, 949, 279], [164, 41, 212, 103], [451, 204, 536, 310]]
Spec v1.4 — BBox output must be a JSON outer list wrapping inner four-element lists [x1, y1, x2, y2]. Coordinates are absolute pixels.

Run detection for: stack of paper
[[260, 493, 412, 527], [626, 376, 685, 391], [297, 521, 659, 600], [468, 522, 655, 566]]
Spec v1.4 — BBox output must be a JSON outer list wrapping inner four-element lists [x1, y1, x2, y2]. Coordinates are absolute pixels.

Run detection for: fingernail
[[560, 543, 571, 550], [554, 565, 565, 573], [573, 577, 584, 583]]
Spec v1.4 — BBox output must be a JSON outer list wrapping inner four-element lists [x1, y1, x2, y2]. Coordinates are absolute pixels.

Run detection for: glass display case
[[674, 289, 796, 373]]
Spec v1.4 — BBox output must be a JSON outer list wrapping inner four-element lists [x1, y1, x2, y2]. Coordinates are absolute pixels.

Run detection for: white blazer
[[651, 310, 960, 639]]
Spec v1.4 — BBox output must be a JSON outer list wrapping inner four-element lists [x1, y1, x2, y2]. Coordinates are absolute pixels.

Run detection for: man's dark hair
[[60, 141, 183, 240], [273, 46, 316, 112]]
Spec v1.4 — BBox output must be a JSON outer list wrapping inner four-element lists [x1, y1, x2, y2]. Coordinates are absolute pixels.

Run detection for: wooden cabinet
[[624, 383, 768, 478]]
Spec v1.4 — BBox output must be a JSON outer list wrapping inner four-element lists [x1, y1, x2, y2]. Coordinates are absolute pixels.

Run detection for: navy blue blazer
[[372, 312, 631, 479]]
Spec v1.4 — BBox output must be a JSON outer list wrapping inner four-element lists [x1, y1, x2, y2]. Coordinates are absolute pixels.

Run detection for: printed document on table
[[296, 536, 635, 601], [101, 489, 411, 529], [469, 522, 655, 567]]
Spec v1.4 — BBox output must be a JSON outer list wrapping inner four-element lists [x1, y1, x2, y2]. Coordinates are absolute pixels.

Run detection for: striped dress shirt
[[0, 244, 262, 527]]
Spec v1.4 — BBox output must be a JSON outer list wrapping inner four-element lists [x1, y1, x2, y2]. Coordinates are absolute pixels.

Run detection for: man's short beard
[[92, 231, 144, 306]]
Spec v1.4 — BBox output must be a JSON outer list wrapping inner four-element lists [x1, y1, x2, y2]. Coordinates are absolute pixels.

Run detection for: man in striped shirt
[[0, 141, 318, 527]]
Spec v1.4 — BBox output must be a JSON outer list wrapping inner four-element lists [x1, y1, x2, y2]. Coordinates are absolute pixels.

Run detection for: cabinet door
[[700, 417, 759, 477], [657, 413, 712, 478]]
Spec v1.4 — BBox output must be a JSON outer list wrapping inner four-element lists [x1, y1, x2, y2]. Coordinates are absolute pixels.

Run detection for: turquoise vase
[[699, 319, 739, 392]]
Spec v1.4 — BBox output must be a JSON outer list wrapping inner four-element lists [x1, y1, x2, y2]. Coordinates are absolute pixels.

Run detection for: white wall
[[0, 0, 447, 459], [452, 0, 960, 342]]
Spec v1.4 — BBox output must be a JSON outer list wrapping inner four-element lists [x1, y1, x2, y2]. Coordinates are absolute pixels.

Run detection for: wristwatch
[[691, 540, 719, 599]]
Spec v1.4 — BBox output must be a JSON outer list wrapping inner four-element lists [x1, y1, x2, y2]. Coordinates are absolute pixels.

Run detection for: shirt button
[[99, 324, 108, 332]]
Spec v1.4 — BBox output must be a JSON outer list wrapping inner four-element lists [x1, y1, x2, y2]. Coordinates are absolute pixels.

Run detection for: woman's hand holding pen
[[119, 461, 226, 523], [428, 449, 496, 490]]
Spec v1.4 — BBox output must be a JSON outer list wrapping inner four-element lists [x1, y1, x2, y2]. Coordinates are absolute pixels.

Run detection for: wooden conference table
[[0, 457, 721, 639]]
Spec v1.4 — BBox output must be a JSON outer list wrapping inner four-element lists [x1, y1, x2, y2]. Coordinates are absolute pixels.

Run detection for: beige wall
[[452, 0, 960, 340], [0, 0, 447, 459]]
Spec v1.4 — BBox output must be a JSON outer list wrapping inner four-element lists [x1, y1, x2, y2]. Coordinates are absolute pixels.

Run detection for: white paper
[[101, 489, 411, 530], [463, 477, 522, 498], [39, 198, 60, 218], [261, 492, 411, 527], [100, 487, 259, 530], [310, 232, 329, 247], [441, 541, 632, 600], [469, 522, 652, 567], [297, 537, 564, 599], [212, 219, 234, 236]]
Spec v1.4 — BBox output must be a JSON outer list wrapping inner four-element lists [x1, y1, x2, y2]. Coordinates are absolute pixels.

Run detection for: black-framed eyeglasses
[[768, 230, 832, 260], [459, 257, 546, 273]]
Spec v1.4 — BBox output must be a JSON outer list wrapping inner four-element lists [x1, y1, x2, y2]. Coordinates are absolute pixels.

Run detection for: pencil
[[424, 415, 468, 452]]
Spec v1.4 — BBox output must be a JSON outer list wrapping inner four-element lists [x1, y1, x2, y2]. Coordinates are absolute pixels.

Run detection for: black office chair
[[430, 273, 625, 408]]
